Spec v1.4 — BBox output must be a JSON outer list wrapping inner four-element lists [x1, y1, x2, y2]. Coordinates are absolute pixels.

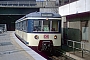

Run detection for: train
[[15, 12, 62, 52]]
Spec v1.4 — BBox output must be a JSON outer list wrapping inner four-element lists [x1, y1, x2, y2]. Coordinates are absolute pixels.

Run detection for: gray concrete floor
[[0, 31, 35, 60]]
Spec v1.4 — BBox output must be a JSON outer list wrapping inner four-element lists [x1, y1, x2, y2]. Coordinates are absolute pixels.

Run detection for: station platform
[[0, 31, 46, 60]]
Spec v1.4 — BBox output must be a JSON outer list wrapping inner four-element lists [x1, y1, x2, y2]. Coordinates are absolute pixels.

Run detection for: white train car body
[[15, 12, 61, 51]]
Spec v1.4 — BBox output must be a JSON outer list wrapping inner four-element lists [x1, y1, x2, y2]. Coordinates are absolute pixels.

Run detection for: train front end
[[26, 17, 61, 52]]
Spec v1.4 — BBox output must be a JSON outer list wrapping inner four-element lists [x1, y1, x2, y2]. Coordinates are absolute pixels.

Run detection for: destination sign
[[41, 13, 53, 17]]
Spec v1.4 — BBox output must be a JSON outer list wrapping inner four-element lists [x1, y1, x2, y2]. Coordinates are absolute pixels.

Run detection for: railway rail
[[47, 48, 76, 60]]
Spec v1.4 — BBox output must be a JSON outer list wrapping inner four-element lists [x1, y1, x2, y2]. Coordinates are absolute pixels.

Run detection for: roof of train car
[[25, 12, 61, 17], [15, 12, 61, 23]]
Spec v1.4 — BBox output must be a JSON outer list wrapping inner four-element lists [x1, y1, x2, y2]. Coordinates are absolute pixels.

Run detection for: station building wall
[[59, 0, 90, 16], [59, 0, 90, 51], [40, 7, 58, 13]]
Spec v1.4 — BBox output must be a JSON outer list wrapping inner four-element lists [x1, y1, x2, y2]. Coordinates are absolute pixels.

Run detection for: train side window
[[25, 21, 27, 31], [23, 21, 26, 31], [20, 22, 23, 30], [18, 22, 20, 30], [18, 23, 20, 30], [22, 22, 23, 30]]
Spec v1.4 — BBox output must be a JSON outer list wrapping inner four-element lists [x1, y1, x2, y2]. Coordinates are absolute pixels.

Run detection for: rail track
[[47, 48, 76, 60]]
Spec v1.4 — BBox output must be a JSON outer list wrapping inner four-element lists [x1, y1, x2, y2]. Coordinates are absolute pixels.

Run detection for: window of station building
[[59, 0, 78, 6], [64, 0, 69, 4], [70, 0, 78, 2], [81, 21, 89, 42]]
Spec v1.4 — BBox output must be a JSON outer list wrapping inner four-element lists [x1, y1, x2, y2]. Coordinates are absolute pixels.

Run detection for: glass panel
[[33, 20, 42, 31], [82, 27, 88, 40], [23, 21, 27, 31], [52, 21, 58, 31], [25, 21, 27, 31], [43, 20, 50, 31], [20, 22, 22, 30], [22, 21, 24, 30], [60, 0, 78, 6], [70, 0, 77, 2], [64, 0, 69, 4], [33, 19, 59, 32], [18, 23, 19, 30]]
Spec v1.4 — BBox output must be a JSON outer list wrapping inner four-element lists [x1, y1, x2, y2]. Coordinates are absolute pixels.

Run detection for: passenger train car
[[15, 12, 62, 52]]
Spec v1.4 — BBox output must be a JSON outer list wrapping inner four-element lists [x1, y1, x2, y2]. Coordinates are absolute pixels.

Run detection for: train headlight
[[34, 35, 39, 39], [54, 35, 57, 39]]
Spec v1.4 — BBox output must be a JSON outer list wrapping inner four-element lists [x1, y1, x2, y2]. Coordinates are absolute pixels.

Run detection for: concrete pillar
[[61, 16, 66, 44]]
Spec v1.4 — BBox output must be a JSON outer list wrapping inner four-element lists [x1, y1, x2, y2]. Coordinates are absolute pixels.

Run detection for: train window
[[16, 23, 18, 30], [33, 20, 42, 31], [20, 22, 23, 30], [15, 23, 17, 29], [33, 20, 59, 32], [18, 23, 20, 30], [23, 21, 27, 31], [43, 20, 50, 31], [22, 21, 24, 30], [23, 21, 25, 31], [18, 22, 20, 30], [52, 21, 59, 32]]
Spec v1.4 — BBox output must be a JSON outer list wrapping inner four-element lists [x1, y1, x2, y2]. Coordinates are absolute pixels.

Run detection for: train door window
[[33, 20, 42, 31], [81, 21, 89, 41], [43, 20, 50, 31], [52, 20, 59, 32]]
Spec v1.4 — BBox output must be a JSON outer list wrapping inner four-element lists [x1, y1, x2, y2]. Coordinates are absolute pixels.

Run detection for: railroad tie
[[52, 56, 59, 60]]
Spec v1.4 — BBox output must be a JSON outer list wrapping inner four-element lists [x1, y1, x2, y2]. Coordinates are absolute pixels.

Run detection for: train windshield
[[33, 19, 59, 32]]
